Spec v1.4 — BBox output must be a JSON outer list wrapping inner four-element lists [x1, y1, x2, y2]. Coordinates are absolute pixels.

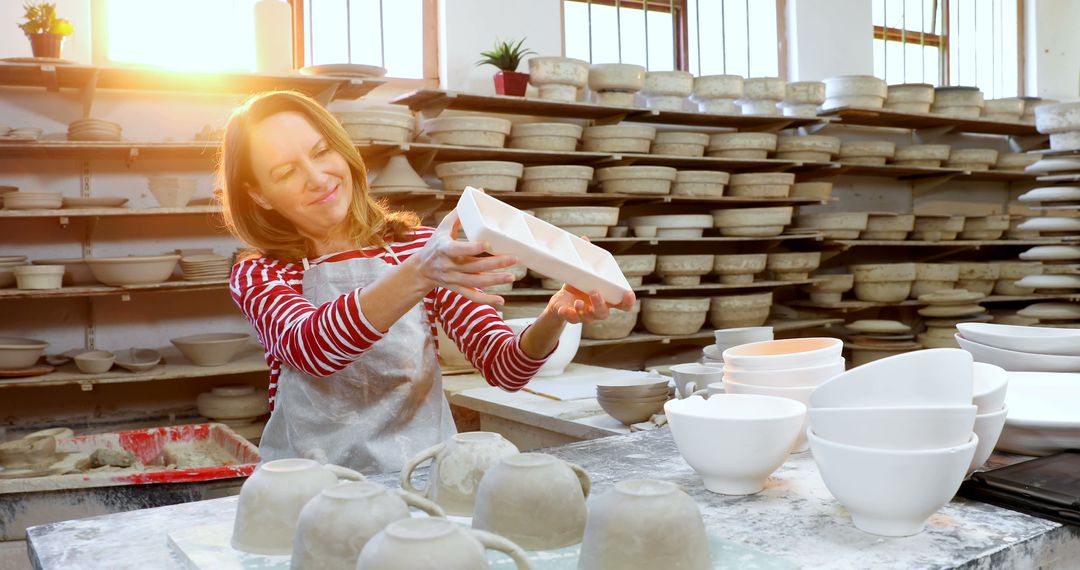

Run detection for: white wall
[[786, 0, 874, 81], [1025, 0, 1080, 99]]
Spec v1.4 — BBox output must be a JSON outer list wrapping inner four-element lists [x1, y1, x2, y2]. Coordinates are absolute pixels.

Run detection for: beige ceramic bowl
[[767, 252, 822, 281], [652, 132, 709, 157], [0, 337, 49, 369], [13, 265, 64, 290], [595, 166, 677, 195], [582, 302, 640, 340], [435, 161, 524, 192], [713, 254, 767, 284], [709, 292, 772, 329], [706, 132, 777, 159], [711, 206, 793, 237], [509, 123, 583, 152], [520, 165, 594, 194], [84, 255, 180, 286], [657, 255, 714, 285], [171, 333, 250, 366], [74, 350, 115, 374], [424, 116, 512, 148], [672, 170, 729, 197], [581, 125, 656, 153], [641, 297, 710, 335]]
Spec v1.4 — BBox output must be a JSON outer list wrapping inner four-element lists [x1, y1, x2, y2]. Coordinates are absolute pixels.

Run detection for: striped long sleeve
[[229, 228, 549, 409]]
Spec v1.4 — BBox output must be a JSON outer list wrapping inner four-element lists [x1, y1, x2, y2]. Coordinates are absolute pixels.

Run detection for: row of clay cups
[[639, 292, 773, 336], [615, 252, 822, 287]]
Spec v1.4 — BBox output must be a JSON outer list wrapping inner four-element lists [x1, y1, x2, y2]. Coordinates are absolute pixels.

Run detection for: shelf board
[[790, 294, 1077, 312], [0, 140, 218, 160], [577, 318, 844, 347], [0, 205, 220, 218], [0, 350, 267, 390], [0, 279, 228, 300], [1036, 173, 1080, 183], [825, 238, 1072, 248], [590, 234, 823, 245], [0, 62, 384, 101], [372, 187, 822, 207], [501, 278, 822, 298], [389, 89, 823, 131], [819, 106, 1039, 137]]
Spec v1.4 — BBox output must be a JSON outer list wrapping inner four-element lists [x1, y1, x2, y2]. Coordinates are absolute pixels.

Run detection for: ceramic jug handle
[[682, 380, 699, 398], [399, 442, 445, 496], [568, 462, 591, 499], [690, 388, 709, 398], [396, 488, 447, 518], [324, 464, 365, 481], [469, 528, 534, 570]]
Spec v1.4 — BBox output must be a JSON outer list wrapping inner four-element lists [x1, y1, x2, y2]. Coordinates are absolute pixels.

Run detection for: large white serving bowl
[[810, 348, 974, 409], [722, 337, 843, 371], [809, 405, 977, 450], [972, 362, 1008, 414], [723, 379, 815, 452], [956, 322, 1080, 357], [504, 318, 582, 377], [723, 357, 845, 388], [665, 394, 806, 495], [969, 405, 1008, 475], [670, 363, 725, 398], [956, 334, 1080, 373], [998, 372, 1080, 455], [808, 429, 978, 537], [713, 326, 773, 348]]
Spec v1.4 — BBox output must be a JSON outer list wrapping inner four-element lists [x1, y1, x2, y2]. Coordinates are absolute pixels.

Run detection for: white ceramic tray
[[956, 334, 1080, 372], [447, 187, 632, 305], [956, 323, 1080, 356], [998, 371, 1080, 455]]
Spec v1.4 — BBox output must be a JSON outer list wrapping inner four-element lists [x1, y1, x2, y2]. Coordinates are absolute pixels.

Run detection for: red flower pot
[[28, 33, 64, 59], [494, 71, 529, 97]]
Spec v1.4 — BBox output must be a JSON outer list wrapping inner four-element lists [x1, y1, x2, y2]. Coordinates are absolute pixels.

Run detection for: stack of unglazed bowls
[[721, 337, 846, 452], [67, 119, 122, 141], [595, 374, 671, 425], [808, 349, 991, 536], [180, 254, 231, 281]]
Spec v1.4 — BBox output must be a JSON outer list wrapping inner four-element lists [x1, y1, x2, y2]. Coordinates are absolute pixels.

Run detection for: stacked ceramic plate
[[147, 176, 198, 207], [0, 255, 29, 288], [1025, 157, 1080, 181], [299, 63, 387, 78], [844, 319, 920, 366], [1015, 301, 1080, 324], [957, 321, 1080, 370], [595, 375, 672, 425], [808, 349, 1003, 536], [7, 127, 42, 140], [67, 119, 122, 141], [336, 105, 415, 143], [1019, 245, 1080, 281], [180, 254, 231, 281], [2, 191, 62, 210], [996, 370, 1080, 455], [722, 337, 846, 452], [917, 289, 987, 349]]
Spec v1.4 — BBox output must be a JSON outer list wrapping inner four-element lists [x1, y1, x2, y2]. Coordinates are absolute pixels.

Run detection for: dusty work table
[[26, 429, 1080, 570]]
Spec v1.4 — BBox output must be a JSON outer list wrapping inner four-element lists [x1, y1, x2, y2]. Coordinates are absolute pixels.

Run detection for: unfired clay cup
[[400, 431, 519, 516], [356, 517, 532, 569]]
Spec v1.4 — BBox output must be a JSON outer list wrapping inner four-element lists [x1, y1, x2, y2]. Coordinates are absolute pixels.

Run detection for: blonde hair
[[219, 91, 418, 261]]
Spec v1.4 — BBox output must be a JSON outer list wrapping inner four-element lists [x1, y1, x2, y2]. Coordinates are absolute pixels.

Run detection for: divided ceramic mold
[[451, 187, 632, 305]]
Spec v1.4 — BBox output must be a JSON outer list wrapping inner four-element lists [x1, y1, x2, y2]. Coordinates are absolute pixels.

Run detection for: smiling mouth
[[309, 185, 339, 206]]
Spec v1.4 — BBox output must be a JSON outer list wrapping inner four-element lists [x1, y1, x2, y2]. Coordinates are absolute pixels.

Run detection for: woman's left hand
[[545, 285, 637, 324]]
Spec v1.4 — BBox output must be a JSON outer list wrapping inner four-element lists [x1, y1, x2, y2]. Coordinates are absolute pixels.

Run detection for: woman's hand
[[545, 285, 637, 325], [408, 215, 517, 306]]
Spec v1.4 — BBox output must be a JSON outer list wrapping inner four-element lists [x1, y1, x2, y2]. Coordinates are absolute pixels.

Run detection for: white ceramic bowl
[[956, 322, 1080, 356], [956, 334, 1080, 373], [0, 337, 49, 369], [670, 363, 725, 398], [713, 326, 773, 349], [969, 405, 1008, 474], [809, 430, 977, 536], [84, 255, 180, 286], [971, 362, 1008, 413], [171, 333, 250, 366], [810, 404, 976, 450], [665, 394, 806, 495], [809, 348, 974, 409], [998, 371, 1080, 455], [504, 318, 581, 377], [723, 358, 845, 388], [74, 350, 115, 374], [721, 379, 815, 452], [722, 337, 843, 371]]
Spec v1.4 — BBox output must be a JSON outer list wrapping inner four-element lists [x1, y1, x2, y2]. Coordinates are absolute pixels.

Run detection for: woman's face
[[246, 111, 353, 243]]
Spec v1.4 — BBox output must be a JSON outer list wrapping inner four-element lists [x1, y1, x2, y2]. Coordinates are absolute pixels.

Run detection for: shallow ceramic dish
[[170, 333, 250, 366], [957, 322, 1080, 357], [1017, 302, 1080, 321], [809, 348, 974, 409], [723, 358, 845, 388], [722, 337, 843, 371], [956, 334, 1080, 372], [1019, 245, 1080, 261], [665, 394, 806, 495], [626, 214, 713, 238], [1017, 217, 1080, 233], [809, 430, 977, 537], [0, 337, 49, 370], [810, 404, 977, 450], [114, 348, 162, 372], [1017, 186, 1080, 203], [452, 188, 631, 304], [997, 371, 1080, 455], [84, 255, 179, 286], [73, 350, 115, 374]]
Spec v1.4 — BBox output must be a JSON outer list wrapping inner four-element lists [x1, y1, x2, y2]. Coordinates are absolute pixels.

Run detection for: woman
[[219, 91, 635, 474]]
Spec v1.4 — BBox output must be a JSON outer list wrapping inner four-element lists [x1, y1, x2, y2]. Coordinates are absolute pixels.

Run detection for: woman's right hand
[[408, 214, 518, 306]]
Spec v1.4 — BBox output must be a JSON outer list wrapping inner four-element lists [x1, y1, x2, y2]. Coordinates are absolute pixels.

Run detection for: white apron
[[258, 252, 457, 475]]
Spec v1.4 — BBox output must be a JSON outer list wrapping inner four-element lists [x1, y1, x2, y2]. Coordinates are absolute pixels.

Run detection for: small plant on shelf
[[476, 38, 534, 97], [17, 1, 74, 60]]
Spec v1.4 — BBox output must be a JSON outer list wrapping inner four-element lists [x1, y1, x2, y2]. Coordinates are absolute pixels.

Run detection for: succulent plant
[[476, 38, 534, 72]]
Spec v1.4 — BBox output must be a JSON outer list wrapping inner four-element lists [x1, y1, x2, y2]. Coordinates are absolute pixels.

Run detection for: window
[[563, 0, 780, 77], [873, 0, 1020, 99]]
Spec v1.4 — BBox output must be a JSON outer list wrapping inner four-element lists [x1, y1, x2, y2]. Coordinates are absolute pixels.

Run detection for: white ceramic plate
[[1017, 302, 1080, 321], [299, 64, 387, 78], [61, 197, 128, 208], [1015, 274, 1080, 290], [956, 334, 1080, 372], [1019, 245, 1080, 261], [998, 371, 1080, 455], [1017, 186, 1080, 203], [1017, 217, 1080, 232], [1025, 157, 1080, 175], [956, 322, 1080, 356]]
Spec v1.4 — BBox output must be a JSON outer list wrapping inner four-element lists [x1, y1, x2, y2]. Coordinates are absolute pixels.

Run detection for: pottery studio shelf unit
[[789, 293, 1080, 314], [0, 279, 229, 301], [823, 237, 1075, 249], [0, 205, 218, 223], [817, 106, 1041, 138], [502, 277, 828, 299], [578, 318, 844, 348]]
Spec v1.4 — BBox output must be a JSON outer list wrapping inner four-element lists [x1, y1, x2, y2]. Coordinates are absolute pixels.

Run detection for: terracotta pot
[[28, 33, 63, 59], [494, 71, 529, 96]]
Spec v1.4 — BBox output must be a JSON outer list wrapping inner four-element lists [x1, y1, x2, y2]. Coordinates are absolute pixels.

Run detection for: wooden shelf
[[819, 106, 1040, 137], [0, 62, 384, 102], [0, 140, 218, 160], [0, 349, 267, 390], [590, 234, 823, 245], [390, 89, 823, 131], [0, 205, 220, 219], [501, 278, 822, 298], [0, 280, 227, 301], [825, 238, 1072, 248], [1036, 173, 1080, 183], [372, 187, 823, 207], [578, 318, 844, 347], [790, 294, 1077, 312], [806, 163, 1039, 184]]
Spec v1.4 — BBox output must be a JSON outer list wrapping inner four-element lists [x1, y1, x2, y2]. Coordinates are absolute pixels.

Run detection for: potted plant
[[476, 38, 534, 97], [17, 1, 74, 59]]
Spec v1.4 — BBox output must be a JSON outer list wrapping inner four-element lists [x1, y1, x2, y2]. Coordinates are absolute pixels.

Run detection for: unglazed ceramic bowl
[[956, 334, 1080, 372], [170, 333, 250, 366], [666, 394, 806, 494], [84, 255, 180, 286], [723, 357, 845, 388], [722, 337, 843, 371], [356, 517, 530, 570], [0, 337, 49, 370], [810, 349, 974, 409], [969, 405, 1008, 475], [809, 404, 976, 450]]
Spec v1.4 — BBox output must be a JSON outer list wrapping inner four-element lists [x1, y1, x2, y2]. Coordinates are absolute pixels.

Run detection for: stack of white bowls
[[955, 321, 1080, 373], [180, 254, 231, 281], [701, 325, 774, 365], [722, 337, 846, 452], [807, 349, 1007, 536]]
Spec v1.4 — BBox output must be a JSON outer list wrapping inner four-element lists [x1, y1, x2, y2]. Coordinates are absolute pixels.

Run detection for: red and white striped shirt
[[229, 227, 548, 410]]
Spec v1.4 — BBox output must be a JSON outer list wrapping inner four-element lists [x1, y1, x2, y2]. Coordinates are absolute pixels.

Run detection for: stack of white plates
[[67, 119, 122, 142], [180, 254, 231, 281], [2, 191, 63, 210], [0, 256, 28, 288], [7, 127, 42, 140], [147, 176, 199, 207]]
